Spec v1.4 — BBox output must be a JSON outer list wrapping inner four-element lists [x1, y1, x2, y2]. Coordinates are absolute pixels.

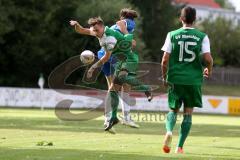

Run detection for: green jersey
[[98, 26, 132, 58], [162, 28, 210, 85], [99, 27, 139, 73], [128, 51, 139, 63]]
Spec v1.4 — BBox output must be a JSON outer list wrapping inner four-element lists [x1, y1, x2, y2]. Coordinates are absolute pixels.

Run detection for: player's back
[[167, 28, 207, 85]]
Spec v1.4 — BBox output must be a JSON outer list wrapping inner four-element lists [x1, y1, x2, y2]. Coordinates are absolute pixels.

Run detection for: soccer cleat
[[163, 145, 171, 153], [106, 128, 116, 134], [104, 117, 119, 131], [175, 147, 184, 154], [145, 91, 153, 102], [121, 119, 140, 128], [104, 122, 116, 134], [162, 132, 172, 153]]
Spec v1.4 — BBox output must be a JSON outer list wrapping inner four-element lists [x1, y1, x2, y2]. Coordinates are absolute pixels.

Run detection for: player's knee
[[122, 84, 131, 92], [119, 70, 128, 77], [113, 77, 124, 85], [184, 108, 193, 115], [109, 83, 121, 92], [170, 109, 179, 113]]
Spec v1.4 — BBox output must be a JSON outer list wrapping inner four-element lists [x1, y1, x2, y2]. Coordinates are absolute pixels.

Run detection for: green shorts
[[168, 84, 202, 109]]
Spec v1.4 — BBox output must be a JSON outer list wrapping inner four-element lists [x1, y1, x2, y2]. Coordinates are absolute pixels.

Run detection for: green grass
[[0, 108, 240, 160]]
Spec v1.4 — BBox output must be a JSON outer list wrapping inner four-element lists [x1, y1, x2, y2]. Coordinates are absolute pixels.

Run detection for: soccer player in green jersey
[[70, 17, 152, 131], [161, 6, 213, 153], [100, 9, 141, 129]]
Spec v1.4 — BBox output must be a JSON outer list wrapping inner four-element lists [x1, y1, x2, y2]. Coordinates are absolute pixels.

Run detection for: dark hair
[[180, 6, 196, 24], [120, 8, 138, 20], [88, 17, 104, 26]]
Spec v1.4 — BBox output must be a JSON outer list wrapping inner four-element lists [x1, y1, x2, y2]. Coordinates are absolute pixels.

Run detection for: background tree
[[0, 0, 138, 88], [129, 0, 179, 62], [199, 17, 240, 67], [1, 0, 239, 88], [214, 0, 235, 11]]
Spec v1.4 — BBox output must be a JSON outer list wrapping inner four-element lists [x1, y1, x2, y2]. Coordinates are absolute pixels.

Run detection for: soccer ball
[[80, 50, 95, 64]]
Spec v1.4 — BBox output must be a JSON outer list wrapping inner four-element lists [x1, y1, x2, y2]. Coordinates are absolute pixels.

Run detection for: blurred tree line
[[198, 17, 240, 67], [214, 0, 235, 10], [0, 0, 239, 87]]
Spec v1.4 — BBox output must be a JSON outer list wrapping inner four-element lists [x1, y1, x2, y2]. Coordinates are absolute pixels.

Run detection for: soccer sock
[[119, 89, 130, 121], [106, 91, 119, 119], [166, 111, 177, 133], [105, 111, 111, 122], [122, 99, 131, 121], [177, 114, 192, 148], [119, 75, 150, 92]]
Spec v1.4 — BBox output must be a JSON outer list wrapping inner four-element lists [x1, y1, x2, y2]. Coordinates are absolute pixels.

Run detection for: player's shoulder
[[168, 28, 184, 38], [105, 26, 123, 38], [192, 28, 207, 38], [105, 26, 115, 35], [169, 28, 207, 39], [170, 28, 184, 34]]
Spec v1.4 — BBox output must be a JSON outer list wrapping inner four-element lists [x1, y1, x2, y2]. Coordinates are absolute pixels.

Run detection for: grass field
[[0, 108, 240, 160]]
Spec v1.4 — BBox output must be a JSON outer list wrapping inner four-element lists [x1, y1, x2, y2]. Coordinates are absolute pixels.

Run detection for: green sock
[[133, 84, 150, 92], [107, 91, 119, 119], [119, 75, 150, 92], [177, 114, 192, 148], [166, 111, 177, 133]]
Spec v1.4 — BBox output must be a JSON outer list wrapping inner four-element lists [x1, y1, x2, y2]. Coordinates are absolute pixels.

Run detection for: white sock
[[105, 112, 111, 121], [104, 92, 112, 121], [120, 92, 130, 121]]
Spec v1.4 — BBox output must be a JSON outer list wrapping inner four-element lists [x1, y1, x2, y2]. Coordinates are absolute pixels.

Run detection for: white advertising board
[[0, 87, 236, 115]]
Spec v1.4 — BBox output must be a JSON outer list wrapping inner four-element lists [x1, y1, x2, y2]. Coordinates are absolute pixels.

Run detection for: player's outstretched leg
[[118, 74, 153, 102], [104, 90, 120, 131], [175, 109, 192, 154], [163, 111, 177, 153]]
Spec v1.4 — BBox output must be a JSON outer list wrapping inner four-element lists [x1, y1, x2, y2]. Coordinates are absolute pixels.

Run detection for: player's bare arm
[[161, 52, 170, 86], [117, 20, 136, 49], [87, 50, 112, 78], [117, 20, 128, 34], [69, 20, 96, 36], [202, 52, 213, 78]]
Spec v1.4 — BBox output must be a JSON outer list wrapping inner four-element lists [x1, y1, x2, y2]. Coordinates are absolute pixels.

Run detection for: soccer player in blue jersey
[[97, 9, 140, 129], [70, 12, 152, 132]]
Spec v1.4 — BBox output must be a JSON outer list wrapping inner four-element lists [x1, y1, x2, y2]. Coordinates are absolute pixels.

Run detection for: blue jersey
[[110, 19, 136, 34]]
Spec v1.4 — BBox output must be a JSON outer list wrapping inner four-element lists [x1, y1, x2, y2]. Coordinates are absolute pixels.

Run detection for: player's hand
[[203, 68, 210, 78], [162, 79, 168, 87], [87, 67, 95, 79], [70, 20, 79, 26]]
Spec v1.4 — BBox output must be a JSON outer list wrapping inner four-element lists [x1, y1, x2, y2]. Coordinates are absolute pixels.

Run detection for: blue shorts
[[97, 48, 116, 76]]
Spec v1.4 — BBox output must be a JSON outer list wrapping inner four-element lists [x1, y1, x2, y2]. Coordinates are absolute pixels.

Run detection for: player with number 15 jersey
[[161, 6, 213, 154]]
